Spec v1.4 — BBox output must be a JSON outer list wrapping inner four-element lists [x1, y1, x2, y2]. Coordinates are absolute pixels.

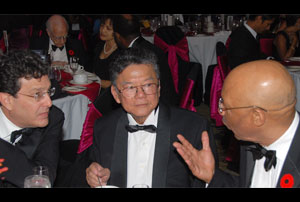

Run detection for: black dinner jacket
[[89, 101, 219, 188], [29, 36, 89, 68], [227, 25, 267, 69], [0, 105, 64, 187], [209, 112, 300, 188], [131, 36, 180, 106]]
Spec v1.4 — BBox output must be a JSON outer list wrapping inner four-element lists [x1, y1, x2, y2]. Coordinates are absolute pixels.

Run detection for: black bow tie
[[247, 143, 277, 172], [10, 128, 33, 144], [125, 125, 157, 133], [51, 45, 64, 51]]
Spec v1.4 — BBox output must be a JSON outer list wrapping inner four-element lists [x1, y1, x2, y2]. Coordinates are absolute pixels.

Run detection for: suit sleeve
[[0, 106, 64, 187]]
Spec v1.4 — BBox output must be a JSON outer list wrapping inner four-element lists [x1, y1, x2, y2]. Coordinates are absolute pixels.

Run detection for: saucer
[[70, 79, 92, 86], [62, 86, 87, 92]]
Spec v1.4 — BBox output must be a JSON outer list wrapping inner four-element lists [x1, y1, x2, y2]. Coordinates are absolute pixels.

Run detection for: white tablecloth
[[53, 94, 90, 140], [143, 31, 231, 93]]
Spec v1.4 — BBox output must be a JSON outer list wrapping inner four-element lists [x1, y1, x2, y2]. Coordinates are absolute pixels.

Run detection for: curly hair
[[109, 47, 160, 87], [0, 49, 49, 98]]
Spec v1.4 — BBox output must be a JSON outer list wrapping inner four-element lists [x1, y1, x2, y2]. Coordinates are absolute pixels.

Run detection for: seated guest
[[84, 47, 218, 188], [0, 50, 64, 187], [228, 15, 276, 69], [273, 15, 300, 61], [112, 14, 179, 106], [91, 15, 118, 89], [30, 14, 88, 68], [174, 60, 300, 188]]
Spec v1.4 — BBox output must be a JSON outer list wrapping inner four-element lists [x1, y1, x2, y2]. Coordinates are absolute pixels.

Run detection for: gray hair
[[109, 47, 160, 86]]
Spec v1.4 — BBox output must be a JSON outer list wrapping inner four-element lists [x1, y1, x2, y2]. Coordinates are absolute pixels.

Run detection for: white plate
[[70, 79, 93, 85], [288, 57, 300, 61], [62, 86, 87, 92], [287, 66, 300, 69]]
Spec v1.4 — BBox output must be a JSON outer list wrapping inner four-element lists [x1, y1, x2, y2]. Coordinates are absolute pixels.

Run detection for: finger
[[201, 131, 211, 151], [176, 134, 194, 150]]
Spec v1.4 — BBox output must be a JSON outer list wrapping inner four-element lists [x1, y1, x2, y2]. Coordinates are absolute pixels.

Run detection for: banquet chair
[[204, 41, 227, 106], [77, 87, 120, 154], [259, 38, 274, 57], [210, 54, 231, 126]]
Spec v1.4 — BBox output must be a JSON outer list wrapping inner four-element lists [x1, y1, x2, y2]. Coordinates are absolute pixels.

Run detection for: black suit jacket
[[228, 25, 267, 69], [209, 114, 300, 188], [132, 37, 179, 106], [0, 106, 64, 187], [87, 102, 218, 188], [30, 36, 89, 68]]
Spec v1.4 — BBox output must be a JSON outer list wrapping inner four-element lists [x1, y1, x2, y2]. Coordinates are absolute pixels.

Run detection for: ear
[[0, 92, 14, 111], [110, 85, 121, 104], [252, 108, 266, 127]]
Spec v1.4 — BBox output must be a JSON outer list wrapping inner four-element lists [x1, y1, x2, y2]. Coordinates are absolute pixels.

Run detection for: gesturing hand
[[173, 131, 215, 183]]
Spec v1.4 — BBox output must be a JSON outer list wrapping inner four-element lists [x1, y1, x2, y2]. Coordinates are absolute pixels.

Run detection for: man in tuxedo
[[0, 50, 64, 187], [228, 15, 276, 69], [30, 14, 88, 69], [84, 47, 218, 188], [112, 14, 179, 106], [174, 60, 300, 188]]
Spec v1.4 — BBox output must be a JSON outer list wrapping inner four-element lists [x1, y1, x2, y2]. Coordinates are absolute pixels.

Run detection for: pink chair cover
[[78, 29, 88, 51], [225, 36, 231, 50], [179, 78, 196, 112], [0, 37, 6, 53], [210, 55, 231, 126], [154, 35, 189, 94], [260, 38, 273, 56], [77, 102, 102, 153]]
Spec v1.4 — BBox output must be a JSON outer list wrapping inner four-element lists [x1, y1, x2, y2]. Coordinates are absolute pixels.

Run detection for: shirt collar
[[0, 107, 22, 141], [128, 36, 140, 48], [127, 106, 159, 127], [265, 112, 299, 161], [244, 21, 257, 39]]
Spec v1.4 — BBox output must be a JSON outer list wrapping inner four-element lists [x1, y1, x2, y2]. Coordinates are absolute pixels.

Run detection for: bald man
[[30, 15, 88, 69], [173, 60, 300, 187]]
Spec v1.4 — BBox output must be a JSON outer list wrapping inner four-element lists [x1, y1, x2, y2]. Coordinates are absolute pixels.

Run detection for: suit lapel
[[15, 128, 43, 159], [151, 102, 171, 187], [276, 120, 300, 188], [109, 112, 129, 187], [243, 144, 256, 187]]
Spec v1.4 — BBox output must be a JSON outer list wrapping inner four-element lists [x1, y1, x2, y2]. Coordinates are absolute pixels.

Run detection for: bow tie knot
[[10, 128, 33, 144], [247, 143, 277, 172], [52, 45, 64, 51], [125, 125, 157, 133]]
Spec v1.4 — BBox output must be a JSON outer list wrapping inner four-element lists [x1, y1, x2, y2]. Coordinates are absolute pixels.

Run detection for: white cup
[[73, 73, 88, 84]]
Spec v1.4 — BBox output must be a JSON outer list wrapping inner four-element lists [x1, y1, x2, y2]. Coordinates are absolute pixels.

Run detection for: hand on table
[[86, 162, 110, 188], [173, 131, 215, 183]]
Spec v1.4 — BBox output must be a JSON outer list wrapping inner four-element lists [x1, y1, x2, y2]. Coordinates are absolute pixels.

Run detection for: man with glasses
[[174, 60, 300, 187], [0, 50, 64, 187], [66, 47, 218, 188], [30, 14, 88, 68]]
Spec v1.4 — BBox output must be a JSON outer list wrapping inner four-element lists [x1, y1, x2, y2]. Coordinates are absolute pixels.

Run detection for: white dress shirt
[[0, 107, 22, 144], [250, 112, 299, 188], [126, 107, 159, 188], [48, 39, 68, 63]]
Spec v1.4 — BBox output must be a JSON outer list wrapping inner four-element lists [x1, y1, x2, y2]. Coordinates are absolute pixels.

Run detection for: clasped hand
[[86, 162, 110, 188]]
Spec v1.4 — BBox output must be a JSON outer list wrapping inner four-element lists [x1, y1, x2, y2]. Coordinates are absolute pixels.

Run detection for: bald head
[[223, 60, 296, 111], [46, 15, 69, 32]]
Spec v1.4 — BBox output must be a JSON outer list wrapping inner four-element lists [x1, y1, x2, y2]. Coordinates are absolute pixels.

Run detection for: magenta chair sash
[[210, 55, 231, 126], [179, 78, 196, 112], [154, 35, 189, 94], [77, 103, 102, 154], [260, 38, 273, 56]]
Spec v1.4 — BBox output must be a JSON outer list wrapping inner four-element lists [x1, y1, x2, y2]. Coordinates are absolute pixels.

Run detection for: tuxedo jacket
[[132, 36, 180, 106], [0, 106, 64, 187], [88, 101, 218, 188], [209, 114, 300, 188], [227, 25, 267, 69], [29, 36, 89, 68]]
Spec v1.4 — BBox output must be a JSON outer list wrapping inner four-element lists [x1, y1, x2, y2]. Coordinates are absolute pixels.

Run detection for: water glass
[[24, 166, 51, 188]]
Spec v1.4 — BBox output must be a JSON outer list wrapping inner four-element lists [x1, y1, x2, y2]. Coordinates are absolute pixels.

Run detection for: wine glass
[[49, 66, 62, 82], [24, 166, 51, 188], [70, 57, 79, 75]]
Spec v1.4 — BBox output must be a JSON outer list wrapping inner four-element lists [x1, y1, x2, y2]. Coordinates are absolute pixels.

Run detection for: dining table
[[143, 30, 231, 93], [52, 68, 101, 140]]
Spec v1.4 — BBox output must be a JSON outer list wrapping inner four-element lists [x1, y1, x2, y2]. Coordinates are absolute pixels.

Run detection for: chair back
[[154, 26, 189, 94], [210, 54, 231, 126], [259, 38, 273, 56]]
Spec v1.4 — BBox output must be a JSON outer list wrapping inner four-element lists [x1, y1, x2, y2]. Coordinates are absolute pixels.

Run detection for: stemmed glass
[[70, 57, 79, 75], [24, 166, 51, 188], [49, 66, 61, 82]]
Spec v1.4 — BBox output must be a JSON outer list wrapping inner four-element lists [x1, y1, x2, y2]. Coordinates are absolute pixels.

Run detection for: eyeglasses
[[17, 87, 55, 102], [116, 83, 159, 98], [50, 33, 68, 41], [218, 97, 295, 114]]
